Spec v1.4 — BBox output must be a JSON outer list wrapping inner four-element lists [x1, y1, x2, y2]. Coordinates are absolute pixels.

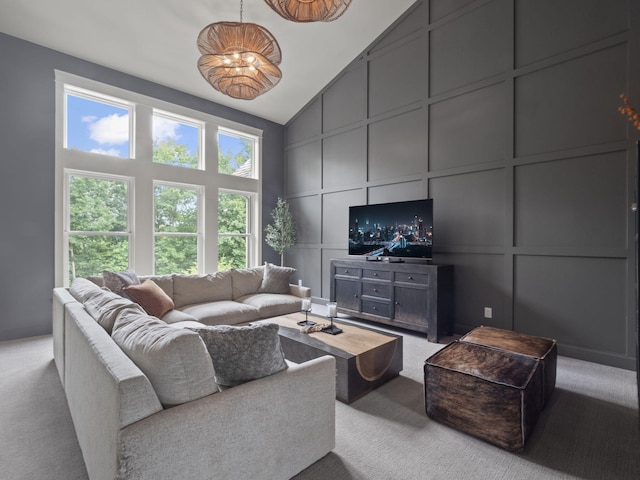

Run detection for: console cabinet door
[[393, 286, 429, 329], [335, 278, 360, 312]]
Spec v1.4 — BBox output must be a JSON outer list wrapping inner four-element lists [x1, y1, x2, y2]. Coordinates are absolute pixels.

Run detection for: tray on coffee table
[[263, 312, 403, 404]]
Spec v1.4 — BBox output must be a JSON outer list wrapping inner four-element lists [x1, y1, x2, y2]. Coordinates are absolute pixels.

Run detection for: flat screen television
[[348, 199, 433, 259]]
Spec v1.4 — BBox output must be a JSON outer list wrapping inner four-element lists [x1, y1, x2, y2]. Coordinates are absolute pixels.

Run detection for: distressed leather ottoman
[[460, 326, 557, 407], [424, 341, 543, 451]]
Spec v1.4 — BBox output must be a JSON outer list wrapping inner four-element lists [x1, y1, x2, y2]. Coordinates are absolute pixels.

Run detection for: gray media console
[[329, 259, 453, 343]]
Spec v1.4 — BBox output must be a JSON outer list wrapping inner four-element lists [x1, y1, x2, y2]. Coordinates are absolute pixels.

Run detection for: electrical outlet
[[484, 307, 493, 319]]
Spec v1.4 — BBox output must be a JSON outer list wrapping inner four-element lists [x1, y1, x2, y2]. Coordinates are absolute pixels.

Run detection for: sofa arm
[[289, 284, 311, 298], [118, 355, 336, 480]]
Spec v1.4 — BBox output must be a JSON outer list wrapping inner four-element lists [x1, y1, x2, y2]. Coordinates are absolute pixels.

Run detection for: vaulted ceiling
[[0, 0, 416, 124]]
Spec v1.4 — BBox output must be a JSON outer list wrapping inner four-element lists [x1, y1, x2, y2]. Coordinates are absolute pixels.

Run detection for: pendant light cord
[[240, 0, 243, 23]]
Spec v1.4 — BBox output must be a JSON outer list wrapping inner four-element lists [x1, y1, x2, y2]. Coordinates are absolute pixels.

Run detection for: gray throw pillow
[[188, 323, 288, 388], [258, 262, 296, 294], [103, 269, 140, 296]]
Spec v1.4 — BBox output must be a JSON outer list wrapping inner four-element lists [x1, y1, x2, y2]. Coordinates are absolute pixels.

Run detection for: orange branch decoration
[[618, 93, 640, 132]]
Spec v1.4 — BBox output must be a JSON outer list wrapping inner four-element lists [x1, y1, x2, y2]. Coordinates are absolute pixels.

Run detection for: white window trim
[[55, 71, 263, 286]]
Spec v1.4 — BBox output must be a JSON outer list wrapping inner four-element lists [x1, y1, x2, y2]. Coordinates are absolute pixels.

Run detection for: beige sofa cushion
[[112, 312, 217, 407], [238, 293, 303, 319], [161, 309, 198, 324], [83, 287, 147, 334], [231, 266, 264, 299], [180, 301, 260, 326], [69, 277, 106, 303], [140, 274, 174, 299], [173, 271, 232, 308]]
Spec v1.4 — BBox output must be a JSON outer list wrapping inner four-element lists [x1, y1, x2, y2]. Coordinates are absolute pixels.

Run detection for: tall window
[[66, 173, 131, 279], [218, 192, 252, 270], [56, 72, 262, 285], [154, 183, 200, 275]]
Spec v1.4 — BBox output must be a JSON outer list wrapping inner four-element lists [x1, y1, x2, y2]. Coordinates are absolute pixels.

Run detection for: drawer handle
[[395, 301, 400, 305], [372, 306, 377, 310], [373, 288, 378, 292], [373, 272, 378, 276], [344, 270, 350, 274], [408, 276, 413, 280], [354, 294, 358, 298]]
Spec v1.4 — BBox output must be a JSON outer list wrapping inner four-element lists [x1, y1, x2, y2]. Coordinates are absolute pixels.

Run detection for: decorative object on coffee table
[[323, 301, 342, 335], [297, 297, 315, 326]]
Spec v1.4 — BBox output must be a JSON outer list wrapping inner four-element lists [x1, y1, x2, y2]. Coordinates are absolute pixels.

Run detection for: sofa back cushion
[[139, 274, 174, 299], [112, 312, 217, 407], [69, 277, 105, 303], [231, 266, 264, 299], [83, 288, 147, 334], [172, 271, 232, 308]]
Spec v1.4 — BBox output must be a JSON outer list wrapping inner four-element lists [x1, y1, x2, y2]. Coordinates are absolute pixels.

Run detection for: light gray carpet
[[1, 329, 639, 480]]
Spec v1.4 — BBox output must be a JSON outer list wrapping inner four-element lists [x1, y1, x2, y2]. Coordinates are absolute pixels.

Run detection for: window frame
[[218, 189, 256, 270], [64, 170, 134, 281], [55, 71, 263, 286], [64, 86, 135, 159], [153, 180, 203, 274], [217, 127, 258, 178]]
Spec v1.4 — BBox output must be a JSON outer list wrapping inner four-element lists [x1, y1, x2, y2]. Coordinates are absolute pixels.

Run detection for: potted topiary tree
[[264, 197, 296, 266]]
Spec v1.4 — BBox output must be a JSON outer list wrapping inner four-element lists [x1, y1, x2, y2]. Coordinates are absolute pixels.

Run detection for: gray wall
[[0, 32, 284, 342], [284, 0, 640, 369]]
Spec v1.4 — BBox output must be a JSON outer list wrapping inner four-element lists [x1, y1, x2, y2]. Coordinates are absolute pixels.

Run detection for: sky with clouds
[[66, 95, 225, 159]]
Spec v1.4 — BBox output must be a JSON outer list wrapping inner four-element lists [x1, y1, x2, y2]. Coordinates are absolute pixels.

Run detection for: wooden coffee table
[[264, 312, 403, 403]]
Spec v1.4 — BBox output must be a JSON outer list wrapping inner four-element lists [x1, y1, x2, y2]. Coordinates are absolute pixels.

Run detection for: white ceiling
[[0, 0, 416, 125]]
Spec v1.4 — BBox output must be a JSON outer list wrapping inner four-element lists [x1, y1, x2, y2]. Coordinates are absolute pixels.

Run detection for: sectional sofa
[[52, 265, 336, 480]]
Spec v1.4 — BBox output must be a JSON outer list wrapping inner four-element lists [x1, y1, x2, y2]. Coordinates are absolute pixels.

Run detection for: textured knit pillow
[[188, 323, 288, 388], [258, 263, 296, 294], [103, 269, 140, 296], [124, 280, 175, 318]]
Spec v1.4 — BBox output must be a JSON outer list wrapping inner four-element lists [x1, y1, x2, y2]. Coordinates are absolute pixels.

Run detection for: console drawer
[[362, 299, 391, 317], [395, 272, 430, 286], [362, 269, 391, 281], [336, 267, 361, 279], [362, 282, 391, 299]]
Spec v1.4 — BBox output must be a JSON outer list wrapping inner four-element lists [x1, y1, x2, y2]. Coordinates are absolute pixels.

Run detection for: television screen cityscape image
[[348, 199, 433, 259]]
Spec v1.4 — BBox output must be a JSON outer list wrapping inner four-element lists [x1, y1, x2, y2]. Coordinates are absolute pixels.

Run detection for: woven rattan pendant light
[[264, 0, 352, 22], [197, 0, 282, 100]]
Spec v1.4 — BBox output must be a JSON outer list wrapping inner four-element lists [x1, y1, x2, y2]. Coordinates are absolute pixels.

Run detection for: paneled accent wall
[[284, 0, 640, 369]]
